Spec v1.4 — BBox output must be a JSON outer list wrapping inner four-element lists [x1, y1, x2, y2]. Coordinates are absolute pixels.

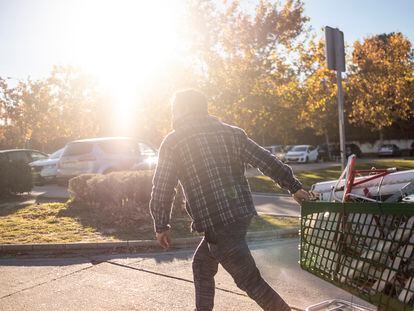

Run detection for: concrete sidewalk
[[0, 239, 375, 311]]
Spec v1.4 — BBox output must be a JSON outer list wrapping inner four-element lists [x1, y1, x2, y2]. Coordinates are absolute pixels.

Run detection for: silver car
[[57, 137, 157, 181], [29, 148, 65, 183]]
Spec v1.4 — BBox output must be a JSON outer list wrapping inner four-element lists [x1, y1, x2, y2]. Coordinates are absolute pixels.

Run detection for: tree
[[0, 66, 103, 151], [348, 33, 414, 135], [184, 0, 309, 144], [46, 66, 101, 143]]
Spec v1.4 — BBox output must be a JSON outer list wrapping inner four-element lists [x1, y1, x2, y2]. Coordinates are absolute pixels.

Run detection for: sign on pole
[[325, 26, 345, 72], [325, 26, 346, 170]]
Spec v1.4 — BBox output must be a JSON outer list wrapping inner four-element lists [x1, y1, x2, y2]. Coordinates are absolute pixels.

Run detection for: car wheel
[[305, 156, 309, 163]]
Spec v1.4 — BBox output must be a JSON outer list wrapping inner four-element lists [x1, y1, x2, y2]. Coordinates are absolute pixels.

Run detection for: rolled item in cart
[[311, 169, 414, 202]]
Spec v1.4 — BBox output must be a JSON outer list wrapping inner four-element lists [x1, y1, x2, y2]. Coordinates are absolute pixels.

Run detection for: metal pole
[[336, 70, 346, 170]]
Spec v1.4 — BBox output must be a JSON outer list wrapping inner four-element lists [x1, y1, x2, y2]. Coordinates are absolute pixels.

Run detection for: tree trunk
[[379, 130, 384, 146]]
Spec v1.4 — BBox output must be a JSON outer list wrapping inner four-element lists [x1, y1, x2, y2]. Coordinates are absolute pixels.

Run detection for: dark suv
[[0, 149, 49, 184], [318, 143, 362, 160], [345, 143, 363, 158], [0, 149, 48, 163]]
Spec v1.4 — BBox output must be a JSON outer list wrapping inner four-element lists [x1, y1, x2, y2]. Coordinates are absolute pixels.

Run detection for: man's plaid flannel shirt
[[149, 115, 302, 233]]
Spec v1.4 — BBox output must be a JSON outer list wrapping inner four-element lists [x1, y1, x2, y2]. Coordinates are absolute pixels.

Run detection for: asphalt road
[[253, 194, 299, 217], [32, 184, 299, 217], [0, 238, 374, 311]]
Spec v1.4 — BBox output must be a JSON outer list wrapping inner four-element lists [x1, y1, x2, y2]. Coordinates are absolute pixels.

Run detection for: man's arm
[[149, 138, 179, 235], [240, 131, 305, 196]]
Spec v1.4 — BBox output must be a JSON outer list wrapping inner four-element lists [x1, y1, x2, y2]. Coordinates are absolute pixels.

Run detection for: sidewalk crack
[[106, 261, 248, 298], [0, 264, 94, 300]]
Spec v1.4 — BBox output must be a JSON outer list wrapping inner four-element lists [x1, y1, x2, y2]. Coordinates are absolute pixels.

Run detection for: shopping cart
[[305, 299, 374, 311], [300, 201, 414, 311]]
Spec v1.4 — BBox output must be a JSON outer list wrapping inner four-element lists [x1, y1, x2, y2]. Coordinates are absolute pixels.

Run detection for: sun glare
[[54, 0, 185, 134]]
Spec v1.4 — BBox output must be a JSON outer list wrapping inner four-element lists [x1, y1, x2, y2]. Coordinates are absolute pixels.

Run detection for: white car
[[264, 145, 290, 162], [285, 145, 319, 163], [57, 137, 158, 182], [30, 148, 65, 183]]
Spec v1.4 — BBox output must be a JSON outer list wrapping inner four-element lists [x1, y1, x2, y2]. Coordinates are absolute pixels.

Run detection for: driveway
[[253, 194, 299, 216], [0, 239, 374, 310], [32, 184, 70, 199]]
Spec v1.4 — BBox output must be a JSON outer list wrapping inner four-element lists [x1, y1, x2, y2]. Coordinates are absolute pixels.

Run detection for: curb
[[0, 228, 299, 255]]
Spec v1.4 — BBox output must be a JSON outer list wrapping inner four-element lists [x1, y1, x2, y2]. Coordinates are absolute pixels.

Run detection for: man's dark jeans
[[192, 216, 291, 311]]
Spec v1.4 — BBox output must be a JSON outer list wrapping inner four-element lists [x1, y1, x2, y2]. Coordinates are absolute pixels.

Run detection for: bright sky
[[304, 0, 414, 46], [1, 0, 413, 80], [0, 0, 187, 134], [0, 0, 186, 80], [1, 0, 413, 134]]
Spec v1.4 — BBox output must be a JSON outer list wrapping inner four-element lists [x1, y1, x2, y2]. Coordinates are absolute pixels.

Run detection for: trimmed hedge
[[68, 171, 186, 227], [0, 160, 33, 198]]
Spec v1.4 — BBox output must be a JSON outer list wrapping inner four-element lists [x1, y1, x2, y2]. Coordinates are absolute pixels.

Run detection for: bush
[[68, 171, 187, 228], [68, 174, 98, 203], [0, 160, 33, 198]]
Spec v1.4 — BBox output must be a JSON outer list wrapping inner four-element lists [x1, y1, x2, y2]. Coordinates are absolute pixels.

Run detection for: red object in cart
[[342, 155, 397, 202]]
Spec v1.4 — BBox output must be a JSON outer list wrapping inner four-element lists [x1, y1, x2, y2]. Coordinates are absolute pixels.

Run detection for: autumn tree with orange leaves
[[348, 33, 414, 137]]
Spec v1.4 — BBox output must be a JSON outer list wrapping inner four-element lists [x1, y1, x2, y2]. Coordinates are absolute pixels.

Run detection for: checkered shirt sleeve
[[241, 132, 302, 194], [149, 138, 178, 233]]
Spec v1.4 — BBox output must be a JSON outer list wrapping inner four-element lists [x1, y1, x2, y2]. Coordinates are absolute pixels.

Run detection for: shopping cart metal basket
[[300, 201, 414, 311]]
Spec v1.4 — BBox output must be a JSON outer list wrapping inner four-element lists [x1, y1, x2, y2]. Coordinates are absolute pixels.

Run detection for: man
[[150, 89, 309, 311]]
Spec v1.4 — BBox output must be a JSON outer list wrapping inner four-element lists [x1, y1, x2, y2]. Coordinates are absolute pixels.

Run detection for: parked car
[[264, 145, 285, 161], [0, 149, 49, 184], [285, 145, 319, 163], [56, 137, 158, 182], [277, 145, 294, 162], [345, 143, 363, 158], [264, 145, 282, 155], [264, 145, 293, 162], [29, 148, 65, 184], [0, 149, 48, 163], [378, 144, 401, 157], [329, 143, 363, 159], [316, 144, 332, 161]]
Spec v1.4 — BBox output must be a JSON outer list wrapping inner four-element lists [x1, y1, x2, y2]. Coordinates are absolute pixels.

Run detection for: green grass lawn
[[0, 202, 299, 244], [248, 158, 414, 194]]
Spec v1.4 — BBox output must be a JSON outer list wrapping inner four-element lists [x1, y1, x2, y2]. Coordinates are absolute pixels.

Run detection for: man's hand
[[293, 189, 310, 204], [156, 230, 172, 249]]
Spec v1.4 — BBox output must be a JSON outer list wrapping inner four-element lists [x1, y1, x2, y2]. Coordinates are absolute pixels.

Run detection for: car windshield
[[291, 146, 307, 152], [50, 148, 64, 159], [63, 142, 94, 156], [99, 140, 136, 154]]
